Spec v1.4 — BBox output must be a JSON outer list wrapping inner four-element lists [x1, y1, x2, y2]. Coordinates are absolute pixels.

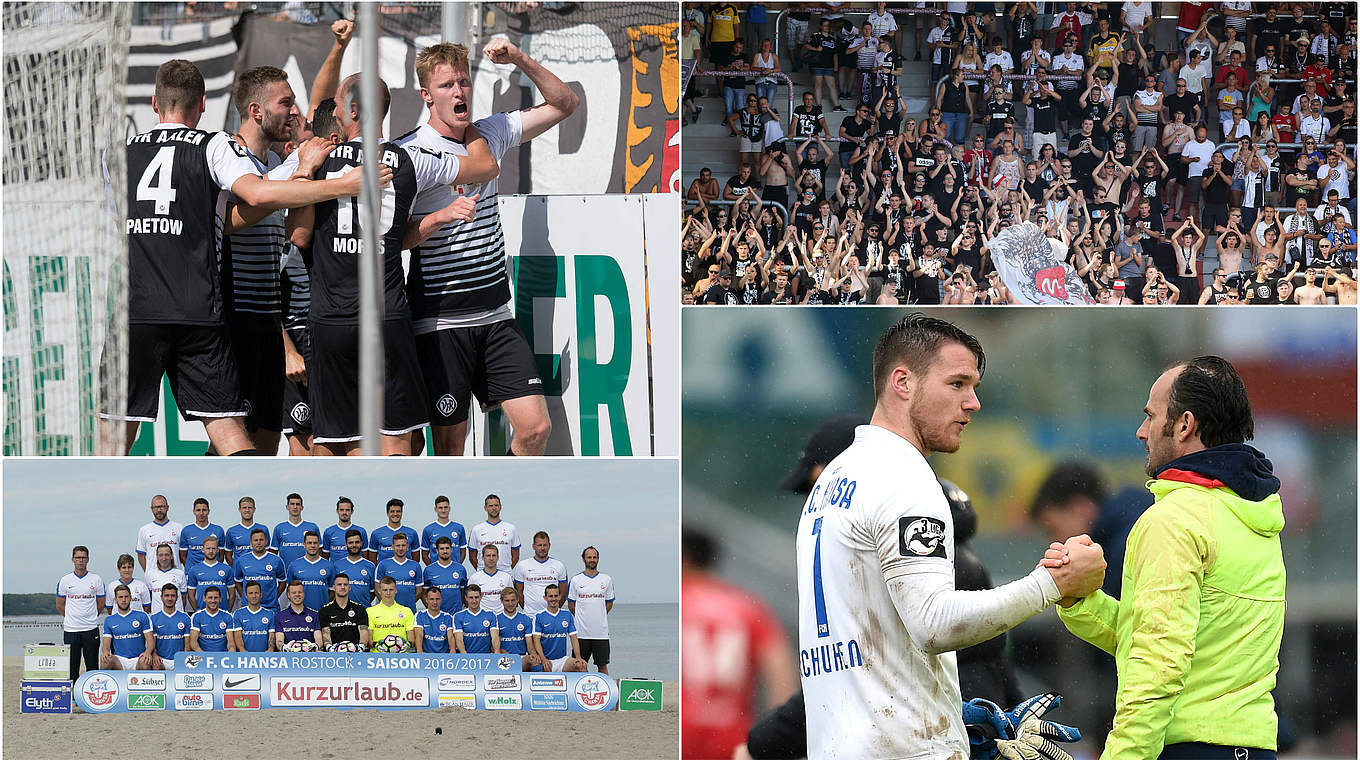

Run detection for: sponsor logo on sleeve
[[529, 693, 568, 710], [528, 675, 567, 692], [126, 672, 166, 691], [223, 674, 261, 691], [482, 675, 521, 691], [175, 673, 213, 691], [438, 694, 476, 709], [127, 693, 166, 711], [224, 694, 261, 710], [484, 693, 523, 710], [81, 674, 119, 712], [437, 674, 476, 691], [898, 516, 948, 558], [573, 674, 611, 711], [174, 692, 213, 711]]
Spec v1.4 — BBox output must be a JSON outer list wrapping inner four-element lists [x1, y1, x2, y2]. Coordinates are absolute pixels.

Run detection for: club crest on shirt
[[898, 517, 947, 558]]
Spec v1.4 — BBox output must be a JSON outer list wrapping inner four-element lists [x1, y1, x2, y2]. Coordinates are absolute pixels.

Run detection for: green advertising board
[[618, 679, 662, 711]]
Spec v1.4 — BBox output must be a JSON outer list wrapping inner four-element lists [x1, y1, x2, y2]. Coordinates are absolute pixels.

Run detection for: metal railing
[[683, 197, 791, 228], [690, 70, 797, 126]]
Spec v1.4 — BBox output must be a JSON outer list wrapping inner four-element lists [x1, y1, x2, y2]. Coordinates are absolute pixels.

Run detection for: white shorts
[[548, 655, 571, 672], [115, 654, 139, 670], [160, 658, 175, 670]]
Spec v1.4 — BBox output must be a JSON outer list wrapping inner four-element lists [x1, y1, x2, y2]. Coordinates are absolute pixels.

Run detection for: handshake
[[1037, 535, 1106, 607]]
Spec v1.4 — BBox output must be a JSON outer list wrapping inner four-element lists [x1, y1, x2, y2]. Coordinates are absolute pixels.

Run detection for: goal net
[[2, 1, 131, 455]]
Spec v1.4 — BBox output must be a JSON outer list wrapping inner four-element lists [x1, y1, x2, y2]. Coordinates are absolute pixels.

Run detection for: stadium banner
[[124, 6, 678, 195], [70, 653, 619, 713], [986, 221, 1096, 305], [116, 194, 677, 456]]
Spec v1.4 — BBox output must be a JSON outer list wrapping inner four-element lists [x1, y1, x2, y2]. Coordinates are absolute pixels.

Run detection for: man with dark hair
[[332, 528, 377, 606], [512, 530, 567, 615], [421, 495, 466, 565], [1051, 356, 1284, 757], [369, 498, 420, 564], [322, 497, 367, 559], [798, 313, 1104, 758], [57, 546, 103, 682], [274, 493, 319, 566]]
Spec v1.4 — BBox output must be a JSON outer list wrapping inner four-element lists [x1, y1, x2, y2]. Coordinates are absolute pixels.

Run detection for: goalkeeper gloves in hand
[[964, 692, 1081, 760]]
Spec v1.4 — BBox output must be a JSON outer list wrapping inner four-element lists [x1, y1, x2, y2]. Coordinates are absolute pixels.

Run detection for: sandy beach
[[4, 658, 677, 759]]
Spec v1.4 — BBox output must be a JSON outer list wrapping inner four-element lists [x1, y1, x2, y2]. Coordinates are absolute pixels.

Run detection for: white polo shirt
[[58, 571, 105, 632]]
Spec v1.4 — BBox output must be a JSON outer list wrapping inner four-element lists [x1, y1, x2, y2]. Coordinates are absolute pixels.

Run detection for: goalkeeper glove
[[964, 692, 1081, 760]]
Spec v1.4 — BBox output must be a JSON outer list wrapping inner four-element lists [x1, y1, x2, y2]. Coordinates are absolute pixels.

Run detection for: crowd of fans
[[682, 2, 1358, 305]]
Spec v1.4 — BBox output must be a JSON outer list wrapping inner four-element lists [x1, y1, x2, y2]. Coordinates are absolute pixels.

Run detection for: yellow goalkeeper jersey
[[367, 602, 415, 642]]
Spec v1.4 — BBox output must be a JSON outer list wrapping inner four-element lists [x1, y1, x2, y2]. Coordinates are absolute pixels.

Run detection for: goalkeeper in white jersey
[[796, 314, 1108, 759]]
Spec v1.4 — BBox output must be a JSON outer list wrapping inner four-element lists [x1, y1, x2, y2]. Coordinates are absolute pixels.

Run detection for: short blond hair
[[415, 42, 471, 89]]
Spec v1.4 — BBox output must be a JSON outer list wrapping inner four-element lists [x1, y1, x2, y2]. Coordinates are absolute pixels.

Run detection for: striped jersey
[[394, 114, 523, 332], [280, 243, 311, 356], [221, 148, 294, 318]]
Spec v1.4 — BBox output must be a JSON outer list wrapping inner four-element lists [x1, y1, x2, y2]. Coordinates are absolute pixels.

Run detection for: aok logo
[[626, 688, 655, 703], [127, 693, 165, 711]]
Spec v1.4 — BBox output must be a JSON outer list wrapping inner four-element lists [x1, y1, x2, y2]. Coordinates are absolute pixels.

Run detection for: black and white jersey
[[125, 123, 260, 325], [221, 148, 293, 319], [396, 113, 522, 333], [308, 138, 463, 326], [280, 243, 311, 359]]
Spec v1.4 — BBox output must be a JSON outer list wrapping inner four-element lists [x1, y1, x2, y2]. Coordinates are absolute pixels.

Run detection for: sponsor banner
[[174, 693, 213, 711], [222, 674, 261, 691], [438, 694, 476, 710], [270, 677, 430, 708], [73, 664, 617, 713], [224, 694, 262, 710], [126, 693, 165, 711], [619, 679, 663, 711], [530, 693, 569, 711], [23, 645, 69, 681], [528, 674, 567, 692], [174, 652, 508, 672], [20, 681, 72, 715], [126, 672, 166, 692], [437, 674, 476, 692], [174, 672, 213, 691], [482, 675, 522, 691], [484, 693, 524, 711]]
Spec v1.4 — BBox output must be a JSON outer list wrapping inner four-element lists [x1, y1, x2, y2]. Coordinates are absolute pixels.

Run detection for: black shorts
[[415, 320, 543, 426], [103, 323, 245, 422], [281, 327, 312, 437], [1201, 203, 1230, 232], [228, 317, 284, 432], [309, 319, 429, 443], [1168, 154, 1187, 183], [578, 638, 610, 666]]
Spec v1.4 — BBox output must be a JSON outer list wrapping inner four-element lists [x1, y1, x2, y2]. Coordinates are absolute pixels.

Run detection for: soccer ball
[[327, 641, 360, 653], [374, 634, 409, 653], [283, 639, 318, 652]]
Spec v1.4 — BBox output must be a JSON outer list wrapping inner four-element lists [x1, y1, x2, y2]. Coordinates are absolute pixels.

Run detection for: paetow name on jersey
[[128, 218, 185, 235]]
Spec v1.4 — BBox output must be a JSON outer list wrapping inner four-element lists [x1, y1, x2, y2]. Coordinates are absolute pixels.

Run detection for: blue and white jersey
[[567, 570, 615, 639], [453, 609, 498, 653], [103, 577, 153, 614], [137, 519, 184, 569], [234, 550, 286, 609], [322, 523, 368, 558], [332, 556, 377, 606], [469, 519, 520, 572], [103, 609, 152, 658], [57, 571, 104, 632], [420, 561, 468, 614], [376, 557, 422, 610], [496, 611, 534, 655], [468, 568, 513, 615], [190, 608, 233, 651], [186, 559, 234, 608], [421, 520, 466, 561], [287, 556, 335, 612], [513, 556, 568, 615], [415, 609, 455, 654], [272, 519, 320, 566], [369, 525, 420, 564], [145, 566, 188, 613], [150, 609, 192, 658], [231, 606, 275, 652], [533, 608, 577, 660], [179, 522, 227, 567], [225, 522, 269, 557]]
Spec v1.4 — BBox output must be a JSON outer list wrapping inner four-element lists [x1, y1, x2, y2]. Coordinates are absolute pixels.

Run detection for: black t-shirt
[[1106, 123, 1130, 150], [1031, 93, 1059, 132], [1253, 18, 1287, 58], [1115, 62, 1141, 97], [736, 110, 765, 142], [1135, 170, 1165, 202], [319, 601, 369, 645], [808, 32, 839, 69], [701, 283, 738, 304], [1013, 12, 1036, 45], [1088, 201, 1120, 227], [940, 80, 970, 114], [876, 50, 902, 91], [799, 157, 828, 186], [931, 185, 960, 212], [1068, 133, 1102, 176], [1163, 91, 1200, 122], [1246, 276, 1279, 304], [711, 46, 746, 91], [312, 141, 419, 325], [725, 174, 759, 199], [985, 100, 1014, 136], [1284, 167, 1314, 204], [1021, 177, 1049, 204], [791, 105, 825, 138], [840, 114, 872, 148], [877, 112, 903, 138], [1202, 167, 1231, 205], [760, 287, 795, 304]]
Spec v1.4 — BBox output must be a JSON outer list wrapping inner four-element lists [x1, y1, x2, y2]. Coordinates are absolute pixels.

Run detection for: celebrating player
[[100, 586, 155, 671], [397, 40, 578, 455], [230, 581, 276, 652], [452, 584, 498, 654], [796, 314, 1106, 758], [149, 584, 192, 669], [99, 58, 377, 455], [529, 585, 587, 673], [1050, 356, 1285, 756], [291, 72, 493, 456]]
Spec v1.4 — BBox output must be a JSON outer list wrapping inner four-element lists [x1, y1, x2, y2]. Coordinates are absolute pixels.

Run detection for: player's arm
[[189, 627, 202, 652], [567, 600, 576, 616], [311, 19, 354, 117], [445, 627, 456, 653], [359, 624, 371, 650], [273, 629, 286, 651], [412, 624, 425, 653], [453, 628, 466, 653], [569, 632, 581, 660], [1086, 499, 1210, 757], [511, 546, 520, 568], [228, 625, 242, 652], [312, 626, 323, 649], [489, 626, 500, 653], [484, 39, 580, 142], [55, 593, 66, 617], [401, 193, 480, 250]]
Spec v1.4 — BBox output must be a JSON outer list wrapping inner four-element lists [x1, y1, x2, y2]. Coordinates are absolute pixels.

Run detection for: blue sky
[[3, 458, 678, 601]]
